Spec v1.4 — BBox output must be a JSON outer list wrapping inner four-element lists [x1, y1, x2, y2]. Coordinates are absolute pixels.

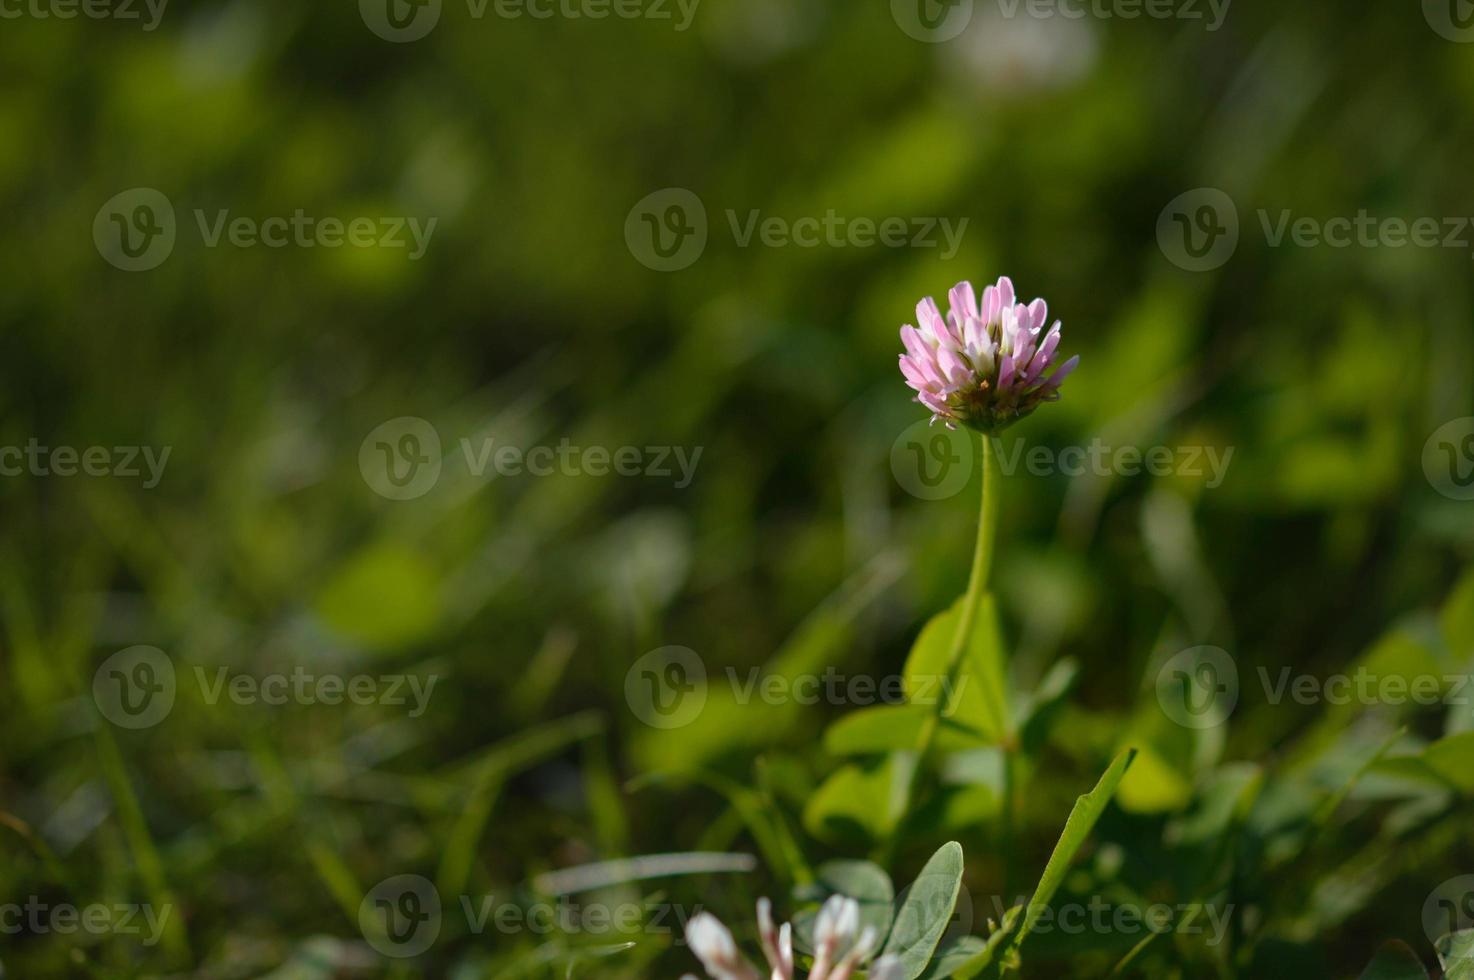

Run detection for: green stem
[[924, 433, 999, 751], [1002, 736, 1016, 901], [93, 726, 191, 965], [892, 434, 1001, 855]]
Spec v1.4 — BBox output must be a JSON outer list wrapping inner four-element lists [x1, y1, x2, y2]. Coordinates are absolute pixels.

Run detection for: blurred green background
[[3, 0, 1474, 977]]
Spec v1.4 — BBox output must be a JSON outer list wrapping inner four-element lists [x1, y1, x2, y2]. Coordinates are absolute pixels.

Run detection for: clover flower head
[[899, 276, 1079, 432], [687, 912, 750, 980], [683, 898, 903, 980]]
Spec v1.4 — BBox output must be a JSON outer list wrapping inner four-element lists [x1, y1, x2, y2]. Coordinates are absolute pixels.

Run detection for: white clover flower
[[686, 912, 761, 980], [684, 898, 893, 980]]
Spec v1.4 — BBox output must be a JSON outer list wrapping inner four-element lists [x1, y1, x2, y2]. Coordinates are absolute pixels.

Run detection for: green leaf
[[1115, 743, 1194, 813], [917, 935, 988, 979], [1423, 733, 1474, 794], [825, 705, 989, 756], [1017, 658, 1080, 754], [879, 841, 965, 979], [1011, 749, 1136, 955], [1440, 570, 1474, 663], [904, 597, 1010, 743], [826, 705, 930, 755], [314, 543, 443, 652], [803, 755, 917, 845], [1357, 941, 1431, 980], [1439, 929, 1474, 980]]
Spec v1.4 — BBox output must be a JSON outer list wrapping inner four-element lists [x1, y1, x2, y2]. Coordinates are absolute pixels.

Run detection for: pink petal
[[899, 355, 931, 390], [1043, 354, 1080, 389], [916, 298, 949, 345], [948, 282, 978, 325], [996, 276, 1015, 310], [981, 284, 1001, 325], [963, 315, 989, 357], [900, 325, 929, 360], [926, 348, 952, 384], [1012, 348, 1033, 383], [1029, 327, 1061, 375], [918, 390, 948, 415], [1026, 298, 1048, 333], [937, 346, 971, 386]]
